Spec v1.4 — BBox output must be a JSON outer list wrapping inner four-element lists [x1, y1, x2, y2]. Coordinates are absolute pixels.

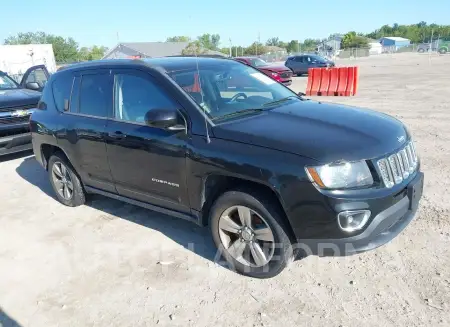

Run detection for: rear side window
[[52, 73, 74, 111], [79, 74, 111, 117]]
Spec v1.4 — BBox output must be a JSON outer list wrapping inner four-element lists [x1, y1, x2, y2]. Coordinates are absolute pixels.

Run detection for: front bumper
[[0, 121, 32, 156], [296, 172, 424, 257]]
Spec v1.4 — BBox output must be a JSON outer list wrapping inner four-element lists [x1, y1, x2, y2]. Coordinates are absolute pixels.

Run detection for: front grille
[[377, 142, 418, 188], [0, 116, 30, 125], [0, 104, 36, 113]]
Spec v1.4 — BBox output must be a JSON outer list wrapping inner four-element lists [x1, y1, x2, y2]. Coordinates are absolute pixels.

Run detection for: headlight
[[306, 161, 373, 189]]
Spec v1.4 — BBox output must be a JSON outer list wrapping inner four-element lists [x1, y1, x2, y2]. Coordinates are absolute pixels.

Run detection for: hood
[[212, 100, 408, 163], [259, 64, 291, 72], [0, 88, 41, 109]]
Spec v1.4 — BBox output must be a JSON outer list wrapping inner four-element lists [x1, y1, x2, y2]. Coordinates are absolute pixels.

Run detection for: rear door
[[56, 69, 116, 193], [104, 69, 190, 212], [20, 65, 50, 92], [289, 56, 306, 74]]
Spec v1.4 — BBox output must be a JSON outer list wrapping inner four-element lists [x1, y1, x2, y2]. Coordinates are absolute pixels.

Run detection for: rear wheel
[[210, 189, 294, 278], [48, 153, 86, 207], [418, 48, 425, 53], [439, 48, 447, 54]]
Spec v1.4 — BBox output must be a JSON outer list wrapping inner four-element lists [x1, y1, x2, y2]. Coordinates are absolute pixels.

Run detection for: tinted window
[[79, 74, 111, 117], [114, 73, 177, 123], [52, 73, 73, 111]]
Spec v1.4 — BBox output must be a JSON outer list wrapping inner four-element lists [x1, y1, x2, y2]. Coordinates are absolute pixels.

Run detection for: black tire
[[48, 153, 86, 207], [439, 48, 447, 54], [296, 72, 303, 77], [210, 189, 294, 278], [418, 48, 425, 53]]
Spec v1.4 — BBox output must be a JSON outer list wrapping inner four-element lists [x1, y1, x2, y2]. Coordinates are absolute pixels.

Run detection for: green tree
[[244, 42, 267, 55], [341, 32, 369, 49], [4, 32, 80, 62], [301, 38, 319, 52], [166, 36, 191, 42], [197, 33, 220, 50], [181, 40, 208, 55], [286, 40, 300, 53], [266, 37, 280, 46]]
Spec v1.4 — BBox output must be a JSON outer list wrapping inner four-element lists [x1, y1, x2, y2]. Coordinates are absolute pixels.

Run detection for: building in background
[[379, 37, 411, 50], [102, 42, 225, 59], [0, 44, 57, 82], [368, 38, 383, 54]]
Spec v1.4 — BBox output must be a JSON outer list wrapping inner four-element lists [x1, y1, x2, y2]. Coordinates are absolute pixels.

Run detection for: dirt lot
[[1, 53, 449, 327]]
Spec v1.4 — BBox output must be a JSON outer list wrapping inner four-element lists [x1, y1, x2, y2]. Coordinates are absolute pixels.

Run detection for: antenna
[[194, 47, 211, 144]]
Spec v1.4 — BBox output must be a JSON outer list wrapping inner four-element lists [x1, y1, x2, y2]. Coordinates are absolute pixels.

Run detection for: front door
[[105, 69, 190, 212], [20, 65, 50, 92]]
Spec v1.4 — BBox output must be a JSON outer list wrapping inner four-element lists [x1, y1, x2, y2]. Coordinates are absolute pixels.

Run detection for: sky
[[1, 0, 449, 48]]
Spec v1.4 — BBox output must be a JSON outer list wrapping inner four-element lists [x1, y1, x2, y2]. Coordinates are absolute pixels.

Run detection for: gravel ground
[[1, 53, 449, 327]]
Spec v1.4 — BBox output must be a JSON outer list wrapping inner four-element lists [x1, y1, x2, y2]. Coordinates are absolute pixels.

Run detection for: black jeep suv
[[30, 58, 423, 278], [0, 65, 49, 156]]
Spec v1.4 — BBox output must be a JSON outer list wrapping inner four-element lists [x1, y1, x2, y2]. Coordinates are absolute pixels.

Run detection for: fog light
[[337, 210, 371, 232]]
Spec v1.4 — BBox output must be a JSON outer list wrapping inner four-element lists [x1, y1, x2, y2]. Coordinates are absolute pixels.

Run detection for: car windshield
[[249, 58, 268, 67], [168, 60, 299, 121], [0, 73, 19, 90]]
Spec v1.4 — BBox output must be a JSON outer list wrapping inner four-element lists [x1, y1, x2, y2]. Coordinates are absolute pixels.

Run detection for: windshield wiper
[[262, 95, 300, 107], [213, 108, 263, 121]]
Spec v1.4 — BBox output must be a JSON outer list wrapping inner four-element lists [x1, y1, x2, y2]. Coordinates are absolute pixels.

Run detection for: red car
[[234, 57, 293, 86]]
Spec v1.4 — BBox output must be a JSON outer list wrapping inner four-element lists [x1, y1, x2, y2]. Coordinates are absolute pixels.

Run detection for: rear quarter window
[[52, 73, 74, 111]]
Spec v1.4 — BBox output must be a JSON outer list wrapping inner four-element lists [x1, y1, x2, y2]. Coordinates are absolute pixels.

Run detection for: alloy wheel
[[218, 205, 275, 267], [52, 162, 74, 200]]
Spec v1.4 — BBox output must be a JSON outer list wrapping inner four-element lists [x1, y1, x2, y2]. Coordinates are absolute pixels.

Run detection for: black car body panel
[[212, 100, 408, 163], [30, 58, 423, 257]]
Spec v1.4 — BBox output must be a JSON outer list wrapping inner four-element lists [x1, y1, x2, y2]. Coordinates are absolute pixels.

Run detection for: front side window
[[114, 73, 176, 123], [0, 72, 18, 90], [169, 60, 298, 121], [79, 74, 111, 117]]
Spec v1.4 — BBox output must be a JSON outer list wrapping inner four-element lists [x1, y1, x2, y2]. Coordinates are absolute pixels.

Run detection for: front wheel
[[439, 48, 447, 54], [210, 189, 294, 278]]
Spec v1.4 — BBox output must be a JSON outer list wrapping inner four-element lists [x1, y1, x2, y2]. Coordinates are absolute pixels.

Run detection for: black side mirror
[[144, 108, 185, 131], [26, 82, 40, 91]]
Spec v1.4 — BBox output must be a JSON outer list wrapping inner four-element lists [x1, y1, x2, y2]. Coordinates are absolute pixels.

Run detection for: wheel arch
[[40, 144, 71, 170], [200, 174, 295, 240]]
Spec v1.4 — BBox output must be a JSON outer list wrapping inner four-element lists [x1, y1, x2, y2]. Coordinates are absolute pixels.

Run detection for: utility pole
[[229, 38, 232, 58], [257, 32, 261, 56], [297, 40, 300, 53]]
